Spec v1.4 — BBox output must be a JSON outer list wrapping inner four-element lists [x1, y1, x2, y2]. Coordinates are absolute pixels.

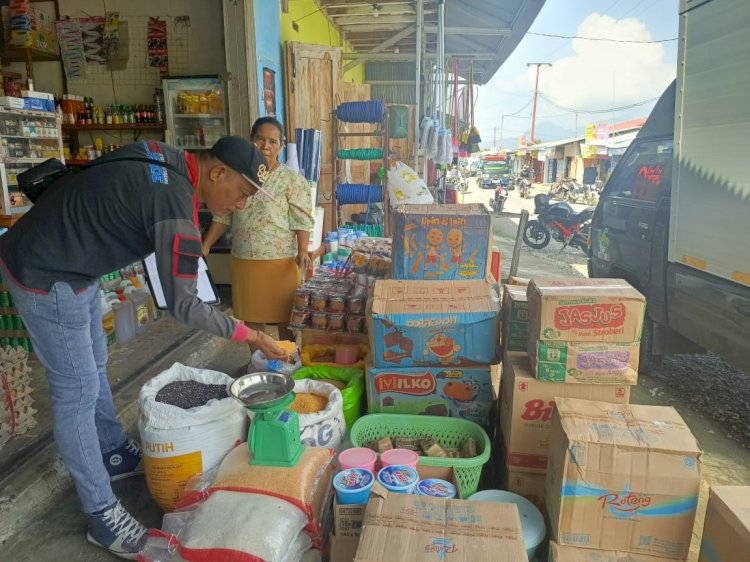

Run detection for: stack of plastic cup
[[381, 448, 419, 470], [338, 447, 377, 473]]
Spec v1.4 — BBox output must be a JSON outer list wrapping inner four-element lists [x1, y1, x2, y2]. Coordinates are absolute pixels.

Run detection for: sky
[[473, 0, 679, 149]]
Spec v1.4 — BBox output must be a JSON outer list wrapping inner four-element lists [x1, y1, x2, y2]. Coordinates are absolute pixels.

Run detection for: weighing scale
[[229, 372, 304, 467]]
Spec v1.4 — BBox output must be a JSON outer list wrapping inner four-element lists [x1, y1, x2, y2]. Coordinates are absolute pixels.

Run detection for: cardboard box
[[330, 533, 360, 562], [503, 465, 547, 517], [527, 278, 646, 343], [300, 328, 369, 348], [549, 541, 682, 561], [334, 466, 461, 539], [547, 398, 702, 559], [366, 365, 494, 426], [502, 285, 529, 353], [391, 204, 492, 281], [528, 339, 640, 385], [500, 352, 630, 473], [698, 486, 750, 562], [354, 483, 528, 562], [368, 279, 500, 368]]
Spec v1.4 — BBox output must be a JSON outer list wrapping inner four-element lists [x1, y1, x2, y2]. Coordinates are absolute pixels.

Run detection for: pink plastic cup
[[380, 448, 419, 470], [339, 447, 377, 473]]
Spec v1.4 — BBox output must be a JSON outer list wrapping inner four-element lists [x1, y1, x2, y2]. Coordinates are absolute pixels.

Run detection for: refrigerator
[[162, 76, 228, 152]]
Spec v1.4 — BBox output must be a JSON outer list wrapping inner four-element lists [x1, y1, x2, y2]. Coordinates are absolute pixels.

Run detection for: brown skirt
[[230, 256, 300, 324]]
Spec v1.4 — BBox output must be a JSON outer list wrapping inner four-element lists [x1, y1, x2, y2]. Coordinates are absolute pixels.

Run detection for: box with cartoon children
[[392, 204, 492, 280]]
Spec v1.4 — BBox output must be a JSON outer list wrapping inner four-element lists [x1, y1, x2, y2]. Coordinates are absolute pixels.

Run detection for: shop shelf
[[2, 46, 59, 63], [62, 123, 166, 132], [174, 113, 225, 119], [1, 157, 48, 164]]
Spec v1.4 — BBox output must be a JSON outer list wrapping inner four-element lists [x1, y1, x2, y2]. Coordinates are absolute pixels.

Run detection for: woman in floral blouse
[[202, 117, 314, 341]]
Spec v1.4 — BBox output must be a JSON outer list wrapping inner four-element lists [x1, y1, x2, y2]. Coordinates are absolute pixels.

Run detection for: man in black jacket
[[0, 136, 287, 559]]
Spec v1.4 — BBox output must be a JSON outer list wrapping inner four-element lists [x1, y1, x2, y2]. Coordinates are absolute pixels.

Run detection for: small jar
[[347, 295, 366, 315], [311, 292, 328, 312], [290, 309, 310, 329], [294, 288, 311, 309], [328, 313, 346, 332], [346, 315, 365, 333], [329, 295, 346, 313], [312, 311, 328, 330]]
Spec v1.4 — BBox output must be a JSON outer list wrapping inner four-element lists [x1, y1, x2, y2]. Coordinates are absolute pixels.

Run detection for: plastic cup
[[380, 448, 419, 470], [415, 478, 457, 499], [339, 447, 377, 473], [377, 465, 419, 494], [333, 468, 375, 505], [335, 345, 359, 365]]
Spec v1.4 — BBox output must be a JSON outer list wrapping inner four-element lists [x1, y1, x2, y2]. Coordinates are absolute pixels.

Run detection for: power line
[[538, 92, 660, 114], [527, 31, 676, 43]]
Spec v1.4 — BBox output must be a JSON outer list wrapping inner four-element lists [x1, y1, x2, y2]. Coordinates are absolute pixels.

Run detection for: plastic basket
[[349, 414, 491, 498]]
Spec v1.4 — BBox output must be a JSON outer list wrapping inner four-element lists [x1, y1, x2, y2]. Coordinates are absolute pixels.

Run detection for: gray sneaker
[[87, 501, 148, 560]]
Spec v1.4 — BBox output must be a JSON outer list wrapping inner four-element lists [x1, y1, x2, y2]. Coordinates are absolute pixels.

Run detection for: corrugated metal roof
[[319, 0, 545, 85]]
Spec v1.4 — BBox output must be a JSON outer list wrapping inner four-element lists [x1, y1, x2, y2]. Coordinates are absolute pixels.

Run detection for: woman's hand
[[295, 251, 312, 274], [247, 329, 289, 361]]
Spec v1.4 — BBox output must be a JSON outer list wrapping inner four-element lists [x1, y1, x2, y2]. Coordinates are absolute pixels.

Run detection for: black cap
[[209, 136, 268, 186]]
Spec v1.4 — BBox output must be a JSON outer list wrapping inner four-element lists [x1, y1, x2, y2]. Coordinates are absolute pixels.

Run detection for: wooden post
[[509, 210, 529, 280]]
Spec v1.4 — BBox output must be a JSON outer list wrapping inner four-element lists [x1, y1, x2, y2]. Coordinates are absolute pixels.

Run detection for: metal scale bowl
[[229, 372, 304, 467]]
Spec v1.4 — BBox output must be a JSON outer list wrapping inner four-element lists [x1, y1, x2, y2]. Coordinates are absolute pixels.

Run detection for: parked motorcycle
[[489, 184, 508, 214], [522, 194, 594, 254]]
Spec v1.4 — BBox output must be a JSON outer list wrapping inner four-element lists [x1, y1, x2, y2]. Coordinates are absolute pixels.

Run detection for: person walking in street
[[0, 136, 287, 559], [202, 117, 314, 343]]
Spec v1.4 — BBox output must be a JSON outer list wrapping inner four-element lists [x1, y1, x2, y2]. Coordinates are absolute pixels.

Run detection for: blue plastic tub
[[377, 465, 419, 494], [333, 468, 375, 505]]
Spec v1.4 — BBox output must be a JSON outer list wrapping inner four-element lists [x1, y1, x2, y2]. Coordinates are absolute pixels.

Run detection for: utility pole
[[493, 127, 497, 148], [527, 62, 551, 145], [500, 114, 505, 149]]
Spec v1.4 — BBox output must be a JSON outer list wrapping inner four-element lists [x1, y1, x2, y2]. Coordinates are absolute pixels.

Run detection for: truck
[[479, 153, 509, 189], [589, 0, 750, 371]]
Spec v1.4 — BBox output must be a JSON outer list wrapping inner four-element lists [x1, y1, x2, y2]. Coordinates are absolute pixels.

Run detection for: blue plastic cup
[[333, 468, 375, 505], [377, 465, 419, 494], [415, 478, 457, 499]]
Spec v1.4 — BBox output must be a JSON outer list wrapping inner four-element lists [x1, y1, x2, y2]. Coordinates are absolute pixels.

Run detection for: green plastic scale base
[[247, 392, 304, 467]]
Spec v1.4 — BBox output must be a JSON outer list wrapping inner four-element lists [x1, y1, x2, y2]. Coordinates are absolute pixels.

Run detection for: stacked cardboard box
[[698, 486, 750, 561], [498, 351, 630, 513], [547, 398, 702, 560], [0, 346, 37, 450], [549, 542, 680, 561], [367, 204, 499, 428], [501, 285, 528, 354], [526, 278, 645, 384]]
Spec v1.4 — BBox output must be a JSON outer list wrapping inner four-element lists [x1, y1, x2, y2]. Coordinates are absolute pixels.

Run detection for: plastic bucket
[[333, 468, 375, 505], [468, 490, 546, 560], [377, 465, 419, 494], [415, 478, 456, 499], [380, 448, 419, 470], [339, 447, 377, 473]]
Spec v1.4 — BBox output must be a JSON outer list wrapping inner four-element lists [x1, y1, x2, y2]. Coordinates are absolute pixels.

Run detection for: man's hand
[[247, 329, 288, 361], [295, 251, 312, 274]]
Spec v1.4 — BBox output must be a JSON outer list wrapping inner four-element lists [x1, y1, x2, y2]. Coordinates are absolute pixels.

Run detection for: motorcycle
[[489, 184, 508, 214], [522, 194, 594, 254]]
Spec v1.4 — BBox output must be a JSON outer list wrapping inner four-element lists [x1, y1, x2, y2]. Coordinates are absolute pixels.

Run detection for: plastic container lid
[[416, 478, 457, 499], [377, 465, 419, 492], [380, 448, 419, 469], [338, 448, 377, 470], [333, 468, 375, 494], [468, 490, 546, 555]]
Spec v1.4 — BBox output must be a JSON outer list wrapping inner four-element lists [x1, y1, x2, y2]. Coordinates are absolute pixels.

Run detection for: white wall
[[13, 0, 224, 105]]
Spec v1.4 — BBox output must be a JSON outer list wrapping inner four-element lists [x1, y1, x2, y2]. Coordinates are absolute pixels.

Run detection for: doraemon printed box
[[392, 204, 492, 280], [366, 366, 494, 426], [368, 279, 500, 369]]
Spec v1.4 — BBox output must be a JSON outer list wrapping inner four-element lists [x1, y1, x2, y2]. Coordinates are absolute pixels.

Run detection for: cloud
[[535, 14, 675, 110]]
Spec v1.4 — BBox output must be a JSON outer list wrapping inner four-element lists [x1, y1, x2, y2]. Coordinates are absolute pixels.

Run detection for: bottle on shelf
[[112, 295, 136, 345], [100, 291, 116, 347]]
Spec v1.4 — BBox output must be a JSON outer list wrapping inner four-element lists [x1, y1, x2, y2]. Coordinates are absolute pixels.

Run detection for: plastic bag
[[293, 366, 365, 429], [293, 379, 346, 450], [251, 349, 302, 376], [387, 161, 434, 208], [140, 491, 308, 562], [137, 363, 246, 512]]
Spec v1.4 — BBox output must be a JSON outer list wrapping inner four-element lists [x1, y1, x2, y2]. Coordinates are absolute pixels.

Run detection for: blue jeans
[[2, 274, 125, 513]]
